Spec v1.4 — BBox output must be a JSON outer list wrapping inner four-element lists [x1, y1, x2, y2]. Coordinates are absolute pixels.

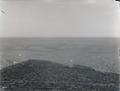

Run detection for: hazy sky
[[0, 0, 120, 37]]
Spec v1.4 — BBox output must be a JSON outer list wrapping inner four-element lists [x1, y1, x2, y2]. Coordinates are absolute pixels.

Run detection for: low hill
[[0, 59, 119, 91]]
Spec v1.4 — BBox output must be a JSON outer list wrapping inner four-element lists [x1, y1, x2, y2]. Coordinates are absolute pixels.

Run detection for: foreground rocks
[[0, 59, 119, 91]]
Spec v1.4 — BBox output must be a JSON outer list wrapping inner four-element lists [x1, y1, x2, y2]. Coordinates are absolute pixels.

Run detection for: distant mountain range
[[0, 59, 119, 91], [0, 38, 120, 73]]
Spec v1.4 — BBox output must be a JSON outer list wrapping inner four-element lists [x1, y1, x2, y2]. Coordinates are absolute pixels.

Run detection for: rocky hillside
[[0, 59, 119, 91]]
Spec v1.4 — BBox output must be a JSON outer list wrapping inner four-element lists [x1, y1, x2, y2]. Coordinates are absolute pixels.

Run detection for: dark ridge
[[0, 59, 119, 91]]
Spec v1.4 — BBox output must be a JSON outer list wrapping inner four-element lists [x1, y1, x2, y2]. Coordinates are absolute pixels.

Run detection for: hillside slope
[[0, 59, 119, 91]]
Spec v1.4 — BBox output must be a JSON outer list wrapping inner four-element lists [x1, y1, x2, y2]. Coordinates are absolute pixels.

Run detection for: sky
[[0, 0, 120, 37]]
